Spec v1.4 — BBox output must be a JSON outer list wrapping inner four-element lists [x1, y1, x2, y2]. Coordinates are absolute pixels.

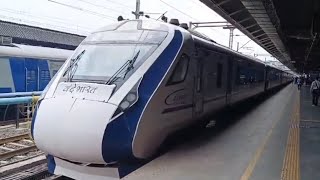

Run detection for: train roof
[[192, 35, 264, 63], [83, 20, 291, 74], [190, 30, 291, 73], [0, 44, 73, 61]]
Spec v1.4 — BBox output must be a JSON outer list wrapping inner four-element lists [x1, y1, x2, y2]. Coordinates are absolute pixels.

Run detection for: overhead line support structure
[[189, 21, 236, 49]]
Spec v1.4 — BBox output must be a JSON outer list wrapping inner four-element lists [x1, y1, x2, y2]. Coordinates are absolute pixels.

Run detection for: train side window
[[217, 63, 223, 88], [167, 54, 189, 85], [236, 66, 240, 84]]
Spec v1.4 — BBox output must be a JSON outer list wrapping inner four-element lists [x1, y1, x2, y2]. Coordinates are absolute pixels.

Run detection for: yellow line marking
[[297, 95, 301, 180], [240, 88, 294, 180], [281, 92, 300, 180], [240, 124, 276, 180], [300, 119, 320, 123]]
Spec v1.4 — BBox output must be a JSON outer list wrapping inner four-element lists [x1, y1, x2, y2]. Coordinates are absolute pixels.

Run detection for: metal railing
[[0, 92, 41, 128]]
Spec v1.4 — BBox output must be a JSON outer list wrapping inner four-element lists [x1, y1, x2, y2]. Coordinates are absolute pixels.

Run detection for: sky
[[0, 0, 283, 65]]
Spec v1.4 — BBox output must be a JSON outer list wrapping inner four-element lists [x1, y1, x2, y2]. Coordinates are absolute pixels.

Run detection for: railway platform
[[120, 84, 319, 180]]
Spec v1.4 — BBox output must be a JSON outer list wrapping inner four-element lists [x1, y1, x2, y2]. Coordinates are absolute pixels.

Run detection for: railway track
[[1, 162, 71, 180], [2, 163, 51, 180], [0, 119, 28, 126], [0, 126, 71, 179], [0, 134, 71, 180], [0, 133, 38, 164]]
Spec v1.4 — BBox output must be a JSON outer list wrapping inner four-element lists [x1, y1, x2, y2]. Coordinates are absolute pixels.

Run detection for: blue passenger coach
[[0, 44, 73, 93], [0, 44, 73, 122]]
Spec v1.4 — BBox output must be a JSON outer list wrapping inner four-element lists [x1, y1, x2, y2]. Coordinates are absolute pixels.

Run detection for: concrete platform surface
[[300, 86, 320, 180], [124, 84, 301, 180]]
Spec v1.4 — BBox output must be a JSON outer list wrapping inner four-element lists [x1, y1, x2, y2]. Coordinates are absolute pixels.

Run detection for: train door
[[9, 57, 26, 92], [25, 58, 38, 92], [193, 48, 204, 117], [226, 57, 234, 104], [38, 60, 51, 90], [212, 52, 228, 107], [264, 66, 269, 91]]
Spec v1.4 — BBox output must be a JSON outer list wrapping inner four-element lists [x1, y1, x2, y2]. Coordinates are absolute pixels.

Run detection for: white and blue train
[[31, 20, 292, 179], [0, 44, 72, 93]]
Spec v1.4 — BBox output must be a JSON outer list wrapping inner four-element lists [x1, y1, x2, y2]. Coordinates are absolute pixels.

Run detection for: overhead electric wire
[[101, 0, 132, 10], [187, 0, 261, 52], [0, 14, 89, 35], [159, 0, 197, 21], [159, 0, 225, 37], [188, 0, 205, 8], [48, 0, 116, 21], [0, 8, 71, 23], [0, 8, 91, 32], [76, 0, 130, 15]]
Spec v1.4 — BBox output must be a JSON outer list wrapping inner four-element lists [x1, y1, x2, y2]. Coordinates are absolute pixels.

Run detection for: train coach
[[0, 44, 73, 93], [31, 19, 292, 179], [0, 44, 73, 121]]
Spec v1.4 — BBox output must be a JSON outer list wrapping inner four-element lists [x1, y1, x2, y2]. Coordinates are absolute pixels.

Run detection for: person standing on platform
[[297, 77, 302, 90], [310, 77, 320, 106]]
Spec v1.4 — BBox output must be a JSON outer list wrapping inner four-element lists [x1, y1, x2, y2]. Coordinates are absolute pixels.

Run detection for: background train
[[31, 20, 292, 179], [0, 44, 72, 121]]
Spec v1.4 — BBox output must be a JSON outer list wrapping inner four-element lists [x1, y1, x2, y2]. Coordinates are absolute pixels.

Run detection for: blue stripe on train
[[47, 154, 56, 173], [31, 103, 39, 138], [101, 30, 183, 171]]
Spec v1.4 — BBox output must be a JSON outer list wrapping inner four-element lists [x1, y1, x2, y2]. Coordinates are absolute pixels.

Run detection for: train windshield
[[63, 30, 167, 84]]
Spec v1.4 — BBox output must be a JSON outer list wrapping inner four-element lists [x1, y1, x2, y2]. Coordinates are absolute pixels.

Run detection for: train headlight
[[126, 93, 137, 102], [119, 91, 138, 111], [120, 101, 131, 110], [119, 93, 137, 110], [111, 78, 141, 119]]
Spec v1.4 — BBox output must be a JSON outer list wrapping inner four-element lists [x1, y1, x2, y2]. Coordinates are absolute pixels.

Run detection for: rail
[[0, 133, 37, 161], [1, 92, 40, 128], [1, 163, 51, 180], [0, 145, 37, 160], [0, 133, 30, 145], [0, 119, 28, 126]]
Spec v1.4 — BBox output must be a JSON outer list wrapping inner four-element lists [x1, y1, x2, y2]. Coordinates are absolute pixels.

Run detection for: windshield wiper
[[123, 50, 140, 79], [62, 50, 86, 81], [106, 50, 140, 85]]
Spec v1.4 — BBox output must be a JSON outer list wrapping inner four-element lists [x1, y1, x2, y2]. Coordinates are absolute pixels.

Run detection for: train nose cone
[[33, 97, 117, 164]]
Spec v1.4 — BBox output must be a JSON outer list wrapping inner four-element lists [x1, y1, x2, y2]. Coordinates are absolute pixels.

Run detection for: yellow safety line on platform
[[281, 93, 300, 180], [240, 88, 294, 180], [300, 119, 320, 123]]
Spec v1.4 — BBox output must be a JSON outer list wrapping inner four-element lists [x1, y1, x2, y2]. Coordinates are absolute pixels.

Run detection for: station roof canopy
[[200, 0, 320, 73], [0, 20, 85, 50]]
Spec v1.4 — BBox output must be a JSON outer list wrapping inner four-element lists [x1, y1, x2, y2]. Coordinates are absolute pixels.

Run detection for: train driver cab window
[[217, 63, 223, 88], [167, 54, 189, 85], [52, 70, 58, 77]]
